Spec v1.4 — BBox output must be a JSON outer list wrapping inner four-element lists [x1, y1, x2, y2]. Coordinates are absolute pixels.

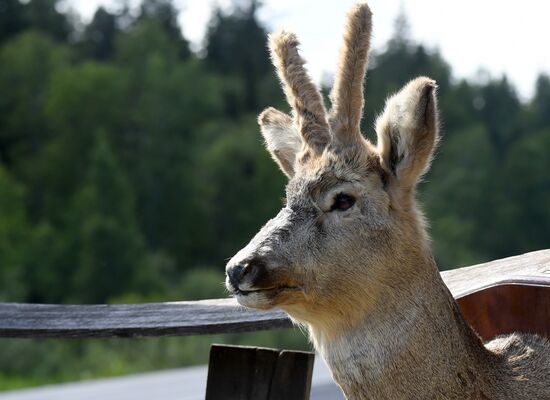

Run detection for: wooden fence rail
[[1, 249, 550, 340], [0, 299, 291, 339]]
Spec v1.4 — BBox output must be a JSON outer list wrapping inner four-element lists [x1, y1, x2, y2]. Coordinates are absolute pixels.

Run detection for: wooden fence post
[[205, 344, 315, 400]]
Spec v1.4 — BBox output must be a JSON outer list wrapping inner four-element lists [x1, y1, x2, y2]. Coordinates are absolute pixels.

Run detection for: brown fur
[[330, 3, 372, 143], [226, 3, 550, 399], [269, 31, 330, 152], [258, 107, 300, 177]]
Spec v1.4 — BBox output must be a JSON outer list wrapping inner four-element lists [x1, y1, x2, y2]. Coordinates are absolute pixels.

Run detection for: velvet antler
[[269, 31, 330, 152], [330, 3, 373, 144]]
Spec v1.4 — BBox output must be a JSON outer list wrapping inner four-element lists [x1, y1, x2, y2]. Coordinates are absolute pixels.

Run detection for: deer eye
[[330, 193, 356, 212]]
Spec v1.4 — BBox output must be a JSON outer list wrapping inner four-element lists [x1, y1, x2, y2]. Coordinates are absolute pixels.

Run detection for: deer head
[[225, 3, 439, 339]]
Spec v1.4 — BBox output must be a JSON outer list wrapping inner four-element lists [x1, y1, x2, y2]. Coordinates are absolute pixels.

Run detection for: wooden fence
[[1, 249, 549, 340], [1, 249, 549, 399]]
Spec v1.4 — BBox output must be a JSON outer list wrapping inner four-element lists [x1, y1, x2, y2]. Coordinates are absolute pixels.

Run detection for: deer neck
[[308, 257, 496, 400]]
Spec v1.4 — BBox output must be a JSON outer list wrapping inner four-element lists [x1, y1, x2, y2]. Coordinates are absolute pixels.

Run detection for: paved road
[[0, 355, 344, 400]]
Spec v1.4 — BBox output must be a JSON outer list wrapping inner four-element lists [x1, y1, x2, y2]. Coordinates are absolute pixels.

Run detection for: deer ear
[[376, 77, 439, 193], [258, 107, 302, 178]]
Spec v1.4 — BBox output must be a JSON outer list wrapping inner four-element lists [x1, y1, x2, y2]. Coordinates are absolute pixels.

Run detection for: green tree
[[115, 21, 227, 266], [495, 129, 550, 256], [41, 62, 128, 219], [191, 117, 286, 263], [23, 0, 72, 43], [531, 74, 550, 129], [79, 7, 119, 61], [423, 124, 495, 268], [0, 0, 27, 44], [23, 222, 72, 303], [115, 16, 179, 73], [0, 166, 30, 301], [361, 13, 451, 136], [70, 132, 156, 303], [136, 0, 190, 59], [205, 1, 276, 112], [0, 32, 70, 219], [0, 0, 71, 45], [475, 76, 522, 156], [0, 32, 69, 169]]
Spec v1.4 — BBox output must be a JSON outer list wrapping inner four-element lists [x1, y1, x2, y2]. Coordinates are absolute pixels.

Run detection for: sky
[[70, 0, 550, 100]]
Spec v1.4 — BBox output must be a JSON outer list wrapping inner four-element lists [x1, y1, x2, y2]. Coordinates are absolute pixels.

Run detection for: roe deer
[[225, 3, 550, 399]]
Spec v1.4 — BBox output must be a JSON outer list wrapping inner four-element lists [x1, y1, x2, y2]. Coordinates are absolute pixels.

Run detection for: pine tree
[[80, 7, 119, 61], [70, 131, 152, 303], [0, 0, 27, 44], [532, 74, 550, 129], [477, 77, 522, 156], [24, 0, 72, 43], [205, 0, 272, 111], [137, 0, 190, 59], [0, 166, 30, 301]]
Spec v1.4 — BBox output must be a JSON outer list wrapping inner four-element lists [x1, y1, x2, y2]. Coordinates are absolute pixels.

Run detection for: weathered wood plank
[[205, 345, 277, 400], [0, 299, 291, 338], [251, 348, 280, 399], [205, 345, 314, 400], [442, 248, 550, 298], [268, 350, 314, 400], [0, 249, 549, 339]]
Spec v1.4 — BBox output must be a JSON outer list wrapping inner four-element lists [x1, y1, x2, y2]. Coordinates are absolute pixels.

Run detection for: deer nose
[[227, 258, 265, 290], [227, 263, 245, 288]]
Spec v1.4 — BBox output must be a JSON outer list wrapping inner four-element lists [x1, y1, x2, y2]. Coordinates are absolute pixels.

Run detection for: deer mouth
[[231, 285, 303, 310], [233, 285, 300, 297], [226, 270, 301, 298]]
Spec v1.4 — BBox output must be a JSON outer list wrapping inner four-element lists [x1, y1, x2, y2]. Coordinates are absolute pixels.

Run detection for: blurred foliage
[[0, 0, 549, 390], [0, 329, 310, 391]]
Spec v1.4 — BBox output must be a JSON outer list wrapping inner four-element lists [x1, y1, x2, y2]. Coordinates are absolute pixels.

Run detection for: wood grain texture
[[268, 350, 314, 400], [0, 249, 549, 339], [205, 345, 314, 400], [0, 299, 292, 338], [442, 248, 550, 297]]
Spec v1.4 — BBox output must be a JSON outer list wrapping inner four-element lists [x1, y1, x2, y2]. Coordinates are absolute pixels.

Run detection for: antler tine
[[330, 3, 373, 143], [269, 30, 330, 152]]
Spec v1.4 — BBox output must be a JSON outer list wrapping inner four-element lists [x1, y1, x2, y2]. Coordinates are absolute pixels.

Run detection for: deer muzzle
[[225, 207, 306, 308]]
